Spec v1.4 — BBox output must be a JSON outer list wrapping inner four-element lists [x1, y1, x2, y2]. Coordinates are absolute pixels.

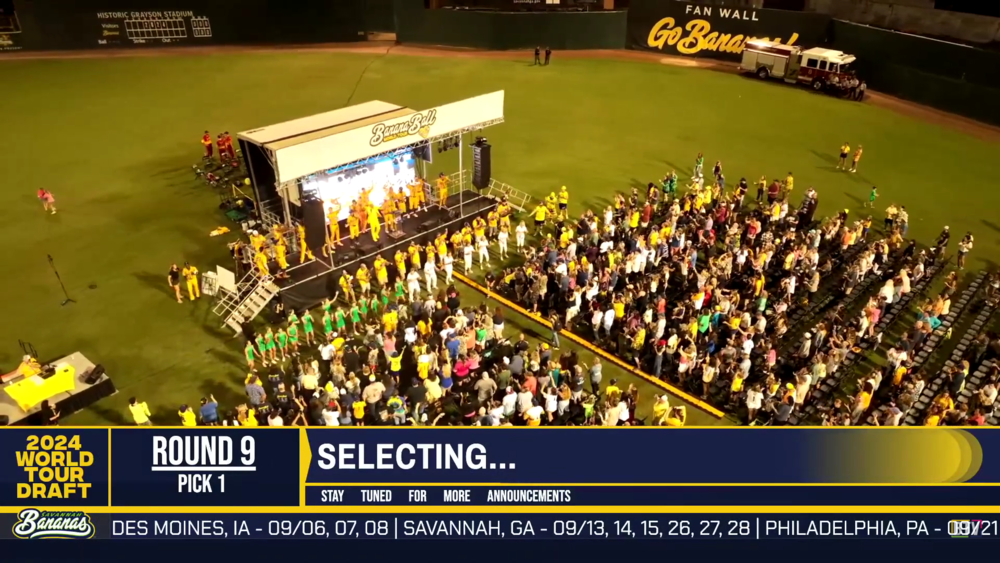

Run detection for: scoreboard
[[2, 427, 1000, 559]]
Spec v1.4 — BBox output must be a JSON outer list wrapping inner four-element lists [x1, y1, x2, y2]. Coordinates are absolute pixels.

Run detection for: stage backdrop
[[626, 0, 831, 60], [3, 0, 365, 52], [394, 0, 627, 50]]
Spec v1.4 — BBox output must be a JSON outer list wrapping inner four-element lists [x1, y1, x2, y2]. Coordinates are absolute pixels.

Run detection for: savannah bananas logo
[[647, 17, 799, 56], [12, 508, 95, 539], [370, 109, 437, 147]]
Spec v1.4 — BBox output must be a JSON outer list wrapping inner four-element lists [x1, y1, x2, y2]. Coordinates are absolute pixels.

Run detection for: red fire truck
[[740, 39, 862, 99]]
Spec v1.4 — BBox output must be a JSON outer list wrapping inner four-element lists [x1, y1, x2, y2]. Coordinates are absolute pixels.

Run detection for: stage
[[0, 352, 116, 426], [276, 189, 498, 311]]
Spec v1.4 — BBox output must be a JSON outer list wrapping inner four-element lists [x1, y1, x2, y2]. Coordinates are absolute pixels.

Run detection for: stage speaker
[[84, 364, 106, 385], [301, 196, 327, 251], [414, 142, 433, 163], [421, 218, 439, 232], [472, 143, 491, 190]]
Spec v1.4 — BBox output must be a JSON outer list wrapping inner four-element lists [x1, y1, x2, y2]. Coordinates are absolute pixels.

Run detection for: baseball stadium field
[[2, 47, 999, 425]]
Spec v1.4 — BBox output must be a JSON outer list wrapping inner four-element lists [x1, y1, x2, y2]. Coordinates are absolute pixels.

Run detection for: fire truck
[[739, 39, 861, 98]]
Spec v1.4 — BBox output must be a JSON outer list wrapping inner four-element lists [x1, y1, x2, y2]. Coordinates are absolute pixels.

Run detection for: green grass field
[[2, 50, 998, 425]]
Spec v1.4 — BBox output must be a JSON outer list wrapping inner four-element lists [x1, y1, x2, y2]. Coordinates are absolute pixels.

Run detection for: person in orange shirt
[[223, 131, 236, 159], [850, 145, 863, 173], [201, 131, 213, 159], [215, 134, 226, 162]]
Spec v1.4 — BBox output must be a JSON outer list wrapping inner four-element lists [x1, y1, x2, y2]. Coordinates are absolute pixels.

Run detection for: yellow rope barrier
[[453, 271, 726, 419]]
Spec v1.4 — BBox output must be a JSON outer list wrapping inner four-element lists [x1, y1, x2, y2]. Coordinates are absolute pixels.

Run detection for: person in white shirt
[[497, 228, 509, 258], [442, 253, 454, 284], [745, 384, 763, 423], [321, 407, 340, 426], [477, 236, 490, 268], [488, 403, 505, 425], [501, 387, 517, 418], [525, 404, 545, 426], [267, 411, 284, 426], [406, 269, 422, 301], [463, 244, 474, 272], [602, 308, 615, 338], [423, 259, 438, 293], [515, 221, 528, 249]]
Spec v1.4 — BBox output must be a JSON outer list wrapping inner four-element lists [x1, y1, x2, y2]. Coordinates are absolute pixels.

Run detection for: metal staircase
[[212, 265, 280, 334], [483, 178, 531, 211]]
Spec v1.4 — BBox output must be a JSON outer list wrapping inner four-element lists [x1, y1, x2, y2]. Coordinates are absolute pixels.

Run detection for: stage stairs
[[212, 267, 280, 334]]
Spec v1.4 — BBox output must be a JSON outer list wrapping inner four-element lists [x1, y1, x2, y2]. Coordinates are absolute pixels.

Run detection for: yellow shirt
[[182, 266, 198, 282], [629, 212, 640, 228], [785, 175, 793, 191], [924, 415, 940, 427], [353, 401, 366, 419], [841, 144, 850, 155], [534, 206, 548, 221], [613, 302, 625, 318], [731, 376, 745, 393], [129, 402, 151, 424], [179, 409, 196, 426]]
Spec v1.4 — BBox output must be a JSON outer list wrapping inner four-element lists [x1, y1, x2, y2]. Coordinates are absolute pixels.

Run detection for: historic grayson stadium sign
[[627, 0, 830, 60], [370, 110, 438, 147]]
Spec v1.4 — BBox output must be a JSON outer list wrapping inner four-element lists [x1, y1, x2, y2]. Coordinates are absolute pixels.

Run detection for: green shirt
[[287, 312, 299, 326], [277, 332, 288, 346], [302, 314, 314, 331], [245, 346, 255, 361], [288, 325, 299, 341], [351, 306, 361, 323], [335, 311, 346, 328]]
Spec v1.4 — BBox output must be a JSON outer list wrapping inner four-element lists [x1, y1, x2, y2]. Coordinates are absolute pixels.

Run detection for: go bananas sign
[[628, 1, 831, 60]]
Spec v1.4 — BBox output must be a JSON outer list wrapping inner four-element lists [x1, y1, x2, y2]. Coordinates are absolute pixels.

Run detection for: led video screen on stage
[[300, 151, 416, 223]]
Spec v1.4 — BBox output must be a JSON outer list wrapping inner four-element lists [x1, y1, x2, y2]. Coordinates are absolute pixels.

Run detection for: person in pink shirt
[[37, 188, 56, 214]]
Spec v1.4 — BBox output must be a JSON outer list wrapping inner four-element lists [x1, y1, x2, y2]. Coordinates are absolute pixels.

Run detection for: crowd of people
[[144, 142, 992, 428], [485, 153, 987, 426]]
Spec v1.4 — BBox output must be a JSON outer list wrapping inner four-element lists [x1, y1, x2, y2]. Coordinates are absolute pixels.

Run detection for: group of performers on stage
[[242, 172, 454, 279]]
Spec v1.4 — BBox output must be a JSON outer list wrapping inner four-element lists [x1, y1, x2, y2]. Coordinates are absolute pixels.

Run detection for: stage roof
[[239, 91, 506, 184], [237, 100, 407, 145]]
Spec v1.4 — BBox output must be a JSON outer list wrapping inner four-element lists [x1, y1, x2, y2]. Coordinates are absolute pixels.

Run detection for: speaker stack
[[301, 196, 327, 252], [472, 138, 491, 190]]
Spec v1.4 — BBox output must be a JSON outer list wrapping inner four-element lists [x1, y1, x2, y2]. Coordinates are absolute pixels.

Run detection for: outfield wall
[[2, 0, 366, 51], [393, 1, 627, 50], [625, 0, 1000, 127]]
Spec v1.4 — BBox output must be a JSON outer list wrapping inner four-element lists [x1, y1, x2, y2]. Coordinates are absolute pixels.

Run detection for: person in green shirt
[[302, 311, 315, 346], [263, 327, 276, 363], [287, 310, 299, 327], [335, 307, 347, 333], [359, 297, 369, 322], [276, 327, 288, 361], [698, 312, 711, 334], [394, 279, 406, 301], [323, 310, 334, 337], [245, 340, 257, 371], [287, 323, 299, 356], [255, 333, 269, 367], [350, 304, 361, 335], [368, 295, 381, 319]]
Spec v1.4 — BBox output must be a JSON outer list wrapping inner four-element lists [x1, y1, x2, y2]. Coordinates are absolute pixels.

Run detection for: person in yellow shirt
[[409, 179, 424, 211], [394, 186, 408, 216], [559, 228, 571, 249], [178, 405, 197, 426], [367, 204, 381, 242], [254, 250, 270, 278], [436, 173, 449, 208], [837, 141, 851, 169], [181, 262, 200, 300], [249, 230, 266, 253], [297, 223, 314, 263], [545, 192, 558, 216], [533, 204, 549, 234], [347, 213, 361, 241], [128, 397, 152, 426], [664, 406, 686, 427], [274, 238, 288, 270], [408, 242, 422, 269], [356, 263, 371, 295], [613, 299, 625, 319], [783, 172, 794, 195], [394, 250, 408, 279], [327, 199, 342, 246], [850, 145, 863, 173], [339, 271, 356, 304], [382, 198, 396, 235], [558, 186, 569, 219], [374, 256, 389, 287], [352, 400, 367, 426]]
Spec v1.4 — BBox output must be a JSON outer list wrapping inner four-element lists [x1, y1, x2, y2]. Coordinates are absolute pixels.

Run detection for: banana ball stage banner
[[627, 0, 831, 60]]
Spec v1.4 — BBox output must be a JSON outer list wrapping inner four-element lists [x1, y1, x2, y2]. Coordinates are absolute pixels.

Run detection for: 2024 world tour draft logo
[[370, 110, 437, 147], [646, 4, 800, 56], [12, 508, 95, 539]]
